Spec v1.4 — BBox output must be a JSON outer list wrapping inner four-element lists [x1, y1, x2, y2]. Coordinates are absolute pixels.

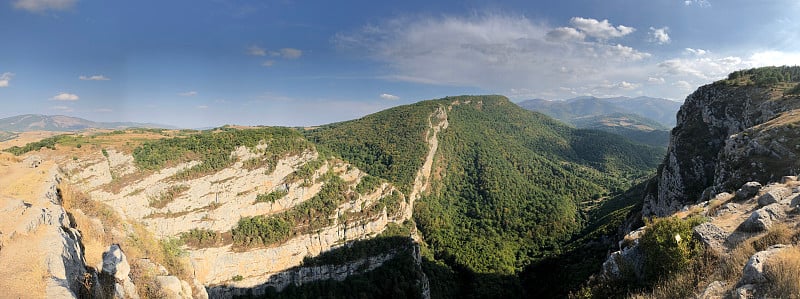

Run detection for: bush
[[255, 189, 288, 204], [639, 216, 706, 283], [148, 185, 189, 208]]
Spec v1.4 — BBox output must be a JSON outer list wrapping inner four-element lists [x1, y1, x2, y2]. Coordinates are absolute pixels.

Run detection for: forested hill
[[307, 95, 665, 297]]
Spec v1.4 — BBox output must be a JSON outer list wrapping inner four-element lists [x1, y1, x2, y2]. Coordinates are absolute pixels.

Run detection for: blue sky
[[1, 0, 800, 128]]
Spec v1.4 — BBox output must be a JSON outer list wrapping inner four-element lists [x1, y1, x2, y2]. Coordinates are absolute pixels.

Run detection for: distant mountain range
[[516, 96, 681, 147], [0, 114, 176, 132], [517, 96, 682, 127]]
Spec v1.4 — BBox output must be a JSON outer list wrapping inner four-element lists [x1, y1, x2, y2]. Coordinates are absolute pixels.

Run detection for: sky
[[2, 0, 800, 128]]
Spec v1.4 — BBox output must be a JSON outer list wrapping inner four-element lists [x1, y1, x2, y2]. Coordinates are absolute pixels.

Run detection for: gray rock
[[739, 244, 789, 285], [101, 244, 130, 281], [100, 244, 139, 299], [156, 276, 192, 299], [758, 186, 792, 206], [699, 280, 726, 299], [734, 284, 756, 299], [693, 222, 728, 255], [602, 243, 644, 280], [741, 204, 785, 232], [735, 182, 762, 200]]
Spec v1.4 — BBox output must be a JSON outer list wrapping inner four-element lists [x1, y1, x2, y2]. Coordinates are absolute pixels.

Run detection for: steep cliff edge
[[644, 66, 800, 216]]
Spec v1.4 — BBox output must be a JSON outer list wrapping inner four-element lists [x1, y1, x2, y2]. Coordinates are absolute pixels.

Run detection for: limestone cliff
[[644, 70, 800, 216]]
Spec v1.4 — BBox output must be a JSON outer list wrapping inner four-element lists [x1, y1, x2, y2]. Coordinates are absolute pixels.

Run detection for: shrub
[[148, 185, 189, 208], [255, 189, 288, 204], [639, 216, 706, 283], [180, 228, 222, 248]]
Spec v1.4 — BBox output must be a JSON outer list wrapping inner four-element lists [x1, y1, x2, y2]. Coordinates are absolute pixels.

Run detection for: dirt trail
[[404, 106, 448, 220], [0, 158, 59, 299]]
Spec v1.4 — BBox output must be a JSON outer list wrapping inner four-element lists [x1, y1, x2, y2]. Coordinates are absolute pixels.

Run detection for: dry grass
[[765, 246, 800, 298], [721, 240, 757, 285], [0, 226, 49, 299], [706, 193, 734, 216], [752, 223, 796, 251]]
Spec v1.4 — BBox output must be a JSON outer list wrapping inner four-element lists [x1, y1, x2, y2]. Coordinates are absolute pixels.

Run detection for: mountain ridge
[[0, 114, 176, 132], [517, 95, 682, 128]]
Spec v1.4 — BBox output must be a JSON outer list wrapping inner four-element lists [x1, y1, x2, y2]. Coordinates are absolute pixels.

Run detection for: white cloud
[[685, 48, 708, 56], [13, 0, 76, 12], [748, 51, 800, 67], [280, 48, 303, 59], [673, 80, 693, 91], [569, 17, 635, 40], [196, 105, 209, 109], [334, 14, 651, 100], [247, 45, 266, 56], [684, 0, 711, 7], [261, 60, 275, 67], [51, 92, 79, 101], [649, 27, 671, 44], [379, 93, 399, 100], [50, 105, 74, 112], [617, 81, 640, 90], [0, 72, 13, 87], [545, 27, 585, 42], [648, 77, 666, 84], [179, 91, 198, 97], [94, 108, 113, 113], [79, 74, 109, 81]]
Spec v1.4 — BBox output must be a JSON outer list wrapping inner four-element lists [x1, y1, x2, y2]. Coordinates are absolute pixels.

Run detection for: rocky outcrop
[[740, 204, 786, 232], [739, 244, 790, 285], [643, 80, 800, 217], [693, 222, 728, 255], [99, 244, 139, 299], [0, 166, 90, 298]]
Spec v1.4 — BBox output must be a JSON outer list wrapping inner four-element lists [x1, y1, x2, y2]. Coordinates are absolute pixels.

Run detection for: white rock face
[[156, 275, 193, 299], [644, 83, 794, 217], [65, 109, 447, 295]]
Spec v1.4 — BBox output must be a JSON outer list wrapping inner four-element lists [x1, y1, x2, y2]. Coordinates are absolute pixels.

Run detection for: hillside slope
[[309, 95, 664, 297], [572, 113, 670, 147], [0, 95, 664, 298]]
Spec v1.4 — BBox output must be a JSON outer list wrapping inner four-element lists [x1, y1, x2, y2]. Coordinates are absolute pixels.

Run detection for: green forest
[[305, 95, 664, 297]]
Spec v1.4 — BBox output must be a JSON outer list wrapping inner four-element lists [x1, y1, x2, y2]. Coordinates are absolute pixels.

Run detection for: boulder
[[740, 204, 785, 232], [156, 276, 192, 299], [99, 244, 139, 299], [757, 187, 791, 207], [781, 176, 798, 184], [699, 280, 726, 299], [602, 243, 644, 280], [739, 244, 789, 285], [734, 284, 756, 299], [735, 182, 762, 200], [693, 223, 728, 255]]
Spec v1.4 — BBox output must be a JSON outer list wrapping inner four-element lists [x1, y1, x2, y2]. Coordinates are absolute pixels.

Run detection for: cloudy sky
[[2, 0, 800, 128]]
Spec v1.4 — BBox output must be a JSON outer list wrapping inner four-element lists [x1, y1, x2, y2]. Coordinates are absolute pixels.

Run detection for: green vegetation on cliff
[[132, 127, 313, 179], [307, 95, 664, 297]]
